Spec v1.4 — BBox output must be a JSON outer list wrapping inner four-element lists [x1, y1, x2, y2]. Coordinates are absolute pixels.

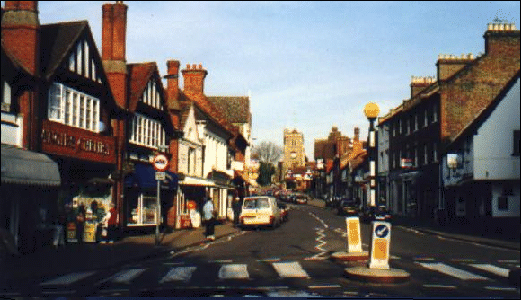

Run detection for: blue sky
[[19, 1, 521, 160]]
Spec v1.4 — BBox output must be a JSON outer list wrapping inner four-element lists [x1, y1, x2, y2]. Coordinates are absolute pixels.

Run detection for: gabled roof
[[40, 21, 88, 80], [207, 96, 251, 124], [127, 62, 165, 112], [449, 70, 520, 148]]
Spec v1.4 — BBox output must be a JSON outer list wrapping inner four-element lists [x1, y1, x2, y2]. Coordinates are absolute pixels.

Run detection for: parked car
[[295, 194, 308, 205], [362, 205, 392, 223], [337, 199, 360, 216], [278, 203, 288, 222], [239, 197, 282, 229]]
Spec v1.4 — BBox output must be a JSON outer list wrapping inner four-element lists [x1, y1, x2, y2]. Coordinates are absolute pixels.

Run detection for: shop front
[[41, 120, 116, 243], [175, 176, 216, 229], [124, 162, 178, 229], [1, 145, 61, 253]]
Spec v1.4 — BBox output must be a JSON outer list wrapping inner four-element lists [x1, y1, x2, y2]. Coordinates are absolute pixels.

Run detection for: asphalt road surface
[[8, 202, 520, 297]]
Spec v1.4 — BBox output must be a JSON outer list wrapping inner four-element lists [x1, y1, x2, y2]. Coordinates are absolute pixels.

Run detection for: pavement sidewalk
[[1, 221, 240, 282]]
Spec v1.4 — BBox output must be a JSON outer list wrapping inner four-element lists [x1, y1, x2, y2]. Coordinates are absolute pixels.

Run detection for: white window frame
[[129, 113, 165, 149], [47, 83, 100, 132]]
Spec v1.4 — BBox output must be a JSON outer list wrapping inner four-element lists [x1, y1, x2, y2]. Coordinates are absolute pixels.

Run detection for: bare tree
[[253, 141, 283, 165]]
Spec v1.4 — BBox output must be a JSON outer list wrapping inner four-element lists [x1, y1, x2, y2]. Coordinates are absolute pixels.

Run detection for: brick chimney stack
[[354, 127, 360, 142], [410, 76, 435, 98], [1, 1, 40, 75], [484, 21, 520, 57], [166, 60, 181, 104], [102, 1, 128, 109], [2, 1, 41, 150], [436, 53, 474, 82], [182, 63, 208, 96]]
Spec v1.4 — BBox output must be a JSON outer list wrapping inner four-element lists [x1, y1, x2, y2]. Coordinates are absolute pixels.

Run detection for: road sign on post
[[153, 153, 169, 246], [368, 221, 391, 269]]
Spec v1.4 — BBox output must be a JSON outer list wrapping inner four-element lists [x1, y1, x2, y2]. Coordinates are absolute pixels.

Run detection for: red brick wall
[[440, 30, 520, 140]]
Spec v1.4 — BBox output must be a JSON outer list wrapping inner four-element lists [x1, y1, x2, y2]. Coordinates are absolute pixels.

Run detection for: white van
[[239, 196, 281, 228]]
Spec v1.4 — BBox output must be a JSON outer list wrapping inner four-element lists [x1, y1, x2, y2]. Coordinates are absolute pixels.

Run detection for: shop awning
[[125, 163, 178, 190], [1, 145, 61, 186], [179, 176, 216, 187]]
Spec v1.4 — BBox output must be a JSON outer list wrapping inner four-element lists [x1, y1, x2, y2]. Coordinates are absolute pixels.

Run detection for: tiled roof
[[450, 70, 520, 147], [207, 96, 251, 124], [127, 62, 165, 112], [1, 41, 32, 76], [40, 21, 88, 80]]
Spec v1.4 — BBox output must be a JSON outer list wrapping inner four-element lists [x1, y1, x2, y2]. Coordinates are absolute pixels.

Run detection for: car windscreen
[[243, 198, 270, 209]]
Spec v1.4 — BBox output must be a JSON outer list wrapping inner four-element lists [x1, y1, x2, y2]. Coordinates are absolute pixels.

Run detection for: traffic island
[[331, 251, 369, 261], [344, 266, 410, 284]]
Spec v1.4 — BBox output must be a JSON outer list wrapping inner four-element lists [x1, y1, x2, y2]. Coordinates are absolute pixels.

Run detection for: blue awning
[[125, 163, 178, 190]]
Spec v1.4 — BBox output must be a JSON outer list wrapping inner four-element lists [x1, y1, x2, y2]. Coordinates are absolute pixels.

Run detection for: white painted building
[[443, 75, 520, 219]]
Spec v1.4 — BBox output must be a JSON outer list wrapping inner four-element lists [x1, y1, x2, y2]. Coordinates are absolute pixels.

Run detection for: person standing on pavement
[[75, 204, 86, 244], [232, 197, 242, 227], [203, 198, 216, 241], [107, 203, 118, 243]]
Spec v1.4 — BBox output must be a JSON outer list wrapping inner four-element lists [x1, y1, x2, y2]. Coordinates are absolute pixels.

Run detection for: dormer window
[[48, 83, 100, 132]]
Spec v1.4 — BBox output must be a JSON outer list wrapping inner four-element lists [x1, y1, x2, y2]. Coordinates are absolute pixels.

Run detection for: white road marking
[[308, 284, 341, 289], [498, 260, 520, 263], [468, 264, 510, 278], [484, 286, 518, 292], [423, 284, 457, 289], [257, 258, 280, 262], [390, 255, 401, 260], [209, 259, 233, 263], [163, 262, 185, 266], [417, 262, 489, 280], [272, 261, 310, 278], [40, 271, 96, 286], [414, 257, 436, 261], [218, 264, 250, 279], [451, 259, 476, 263], [100, 269, 146, 284], [159, 266, 197, 283]]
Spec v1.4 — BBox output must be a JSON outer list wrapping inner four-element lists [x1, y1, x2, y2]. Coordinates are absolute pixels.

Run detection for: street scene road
[[2, 200, 518, 297], [1, 1, 519, 299]]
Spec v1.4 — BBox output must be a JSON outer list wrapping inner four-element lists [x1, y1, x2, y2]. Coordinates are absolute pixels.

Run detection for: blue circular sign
[[375, 224, 389, 238]]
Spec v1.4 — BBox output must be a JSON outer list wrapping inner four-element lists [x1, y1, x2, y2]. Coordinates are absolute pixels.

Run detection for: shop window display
[[128, 192, 159, 226], [65, 183, 112, 242]]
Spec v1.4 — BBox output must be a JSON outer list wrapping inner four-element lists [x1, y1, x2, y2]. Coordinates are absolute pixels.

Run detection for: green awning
[[1, 145, 61, 186]]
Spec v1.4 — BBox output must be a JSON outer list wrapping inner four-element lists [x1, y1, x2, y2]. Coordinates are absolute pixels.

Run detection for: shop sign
[[41, 120, 116, 164]]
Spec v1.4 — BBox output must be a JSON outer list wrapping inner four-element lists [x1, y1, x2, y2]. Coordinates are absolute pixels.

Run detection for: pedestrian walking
[[202, 198, 216, 241]]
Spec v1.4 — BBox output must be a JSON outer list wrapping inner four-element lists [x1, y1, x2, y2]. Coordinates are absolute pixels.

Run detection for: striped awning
[[1, 145, 61, 186]]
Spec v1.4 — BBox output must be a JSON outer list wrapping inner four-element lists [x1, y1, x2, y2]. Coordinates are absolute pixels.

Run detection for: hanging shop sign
[[41, 120, 116, 164]]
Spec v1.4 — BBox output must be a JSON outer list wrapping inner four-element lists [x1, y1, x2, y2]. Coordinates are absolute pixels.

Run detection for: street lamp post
[[363, 102, 380, 207]]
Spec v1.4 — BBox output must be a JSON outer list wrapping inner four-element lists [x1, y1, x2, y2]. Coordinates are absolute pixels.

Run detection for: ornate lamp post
[[363, 102, 380, 207]]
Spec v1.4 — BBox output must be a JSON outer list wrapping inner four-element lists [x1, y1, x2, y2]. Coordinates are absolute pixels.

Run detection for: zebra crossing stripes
[[159, 266, 197, 283], [416, 262, 489, 280], [40, 271, 96, 286], [468, 264, 510, 278], [98, 269, 146, 285], [272, 262, 310, 278], [218, 264, 250, 279]]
